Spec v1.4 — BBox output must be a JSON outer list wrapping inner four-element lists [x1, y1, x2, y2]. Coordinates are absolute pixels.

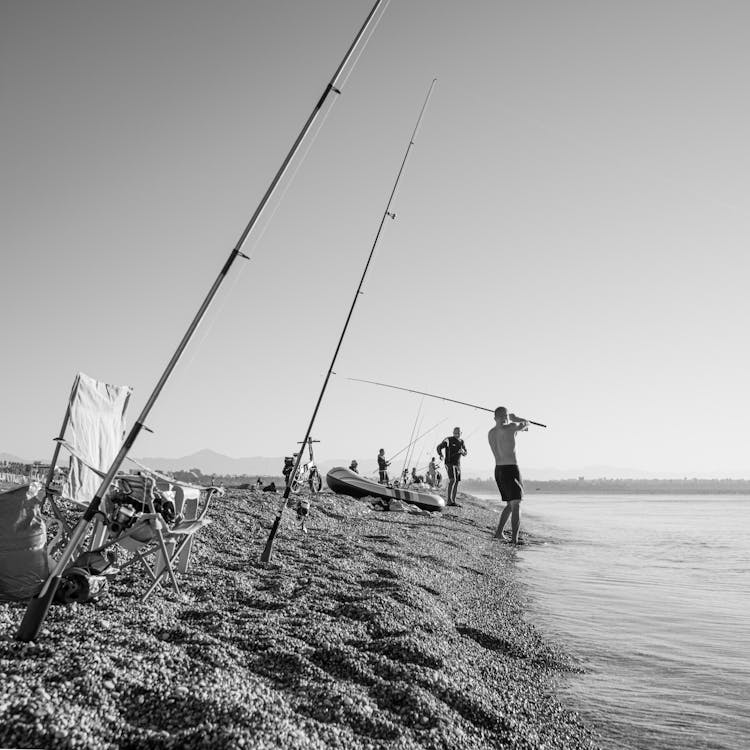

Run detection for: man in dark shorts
[[488, 406, 528, 544], [437, 427, 467, 507]]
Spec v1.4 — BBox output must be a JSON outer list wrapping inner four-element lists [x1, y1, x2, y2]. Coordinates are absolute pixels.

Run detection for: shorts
[[445, 464, 461, 482], [495, 464, 523, 502]]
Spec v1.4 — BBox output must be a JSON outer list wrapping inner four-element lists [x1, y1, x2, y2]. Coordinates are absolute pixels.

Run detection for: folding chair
[[130, 462, 222, 571], [43, 372, 132, 556], [43, 372, 221, 602], [108, 471, 222, 600], [52, 441, 222, 600]]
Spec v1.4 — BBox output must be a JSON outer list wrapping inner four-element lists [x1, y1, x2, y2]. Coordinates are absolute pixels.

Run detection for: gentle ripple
[[480, 493, 750, 750]]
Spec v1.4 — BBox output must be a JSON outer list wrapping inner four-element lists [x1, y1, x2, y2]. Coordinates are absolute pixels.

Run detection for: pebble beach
[[0, 487, 602, 749]]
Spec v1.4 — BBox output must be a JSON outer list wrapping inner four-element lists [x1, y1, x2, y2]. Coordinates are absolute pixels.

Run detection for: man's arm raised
[[508, 413, 529, 431]]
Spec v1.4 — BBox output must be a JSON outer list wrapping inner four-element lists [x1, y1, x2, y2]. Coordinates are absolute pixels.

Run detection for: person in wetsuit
[[437, 427, 467, 506]]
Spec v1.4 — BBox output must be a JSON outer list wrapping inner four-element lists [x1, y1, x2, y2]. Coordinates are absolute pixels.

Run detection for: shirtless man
[[488, 407, 528, 544]]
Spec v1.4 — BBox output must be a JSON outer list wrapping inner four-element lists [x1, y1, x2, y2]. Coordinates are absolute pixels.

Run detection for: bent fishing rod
[[16, 0, 389, 642], [347, 377, 548, 427], [260, 78, 438, 563]]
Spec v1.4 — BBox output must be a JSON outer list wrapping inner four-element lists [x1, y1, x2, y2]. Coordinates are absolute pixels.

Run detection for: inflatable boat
[[326, 466, 445, 512]]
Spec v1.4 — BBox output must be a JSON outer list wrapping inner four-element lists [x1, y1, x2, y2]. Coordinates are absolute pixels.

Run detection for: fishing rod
[[347, 376, 548, 428], [261, 78, 438, 562], [400, 398, 423, 482], [365, 416, 446, 479], [380, 416, 447, 468], [16, 0, 389, 642]]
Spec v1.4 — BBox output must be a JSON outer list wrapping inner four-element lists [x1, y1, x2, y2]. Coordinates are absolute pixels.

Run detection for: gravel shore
[[0, 487, 602, 749]]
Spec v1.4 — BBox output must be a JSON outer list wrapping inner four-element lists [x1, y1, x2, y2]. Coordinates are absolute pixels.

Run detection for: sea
[[476, 492, 750, 750]]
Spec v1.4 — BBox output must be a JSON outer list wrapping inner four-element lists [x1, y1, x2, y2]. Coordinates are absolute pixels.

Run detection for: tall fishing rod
[[261, 79, 438, 562], [347, 376, 548, 427], [16, 0, 389, 642]]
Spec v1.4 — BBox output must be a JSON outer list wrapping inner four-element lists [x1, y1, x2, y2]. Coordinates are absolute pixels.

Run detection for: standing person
[[377, 449, 390, 484], [426, 457, 437, 487], [488, 407, 529, 544], [437, 427, 467, 507], [282, 455, 296, 489]]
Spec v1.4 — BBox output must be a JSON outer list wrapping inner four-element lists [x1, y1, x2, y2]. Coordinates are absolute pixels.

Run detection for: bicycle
[[286, 438, 323, 494]]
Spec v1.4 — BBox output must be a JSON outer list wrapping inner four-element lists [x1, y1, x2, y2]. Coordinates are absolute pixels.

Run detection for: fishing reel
[[109, 502, 138, 535], [296, 497, 310, 519], [55, 551, 114, 604], [296, 496, 310, 534]]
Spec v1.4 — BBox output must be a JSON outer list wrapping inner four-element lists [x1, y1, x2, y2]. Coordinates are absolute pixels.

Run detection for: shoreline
[[1, 488, 600, 749]]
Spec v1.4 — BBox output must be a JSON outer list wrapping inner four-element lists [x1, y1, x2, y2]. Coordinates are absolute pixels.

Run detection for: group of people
[[368, 451, 442, 489], [358, 407, 530, 544]]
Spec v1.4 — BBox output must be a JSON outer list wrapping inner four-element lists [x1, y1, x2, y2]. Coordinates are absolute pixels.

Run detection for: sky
[[2, 0, 749, 478]]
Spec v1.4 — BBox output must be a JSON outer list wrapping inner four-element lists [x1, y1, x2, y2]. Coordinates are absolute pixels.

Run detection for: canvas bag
[[0, 484, 49, 600]]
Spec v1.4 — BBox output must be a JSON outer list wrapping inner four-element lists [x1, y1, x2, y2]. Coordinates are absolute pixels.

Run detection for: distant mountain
[[0, 452, 28, 463], [133, 453, 694, 480], [134, 448, 353, 477], [135, 449, 281, 476]]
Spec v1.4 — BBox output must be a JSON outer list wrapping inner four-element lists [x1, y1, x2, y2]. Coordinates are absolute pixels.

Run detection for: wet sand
[[0, 488, 601, 749]]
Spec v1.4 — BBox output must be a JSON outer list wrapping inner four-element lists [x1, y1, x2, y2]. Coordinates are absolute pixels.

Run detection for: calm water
[[480, 493, 750, 750]]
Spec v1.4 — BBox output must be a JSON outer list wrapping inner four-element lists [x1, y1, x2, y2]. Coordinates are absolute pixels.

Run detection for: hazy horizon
[[3, 447, 749, 482]]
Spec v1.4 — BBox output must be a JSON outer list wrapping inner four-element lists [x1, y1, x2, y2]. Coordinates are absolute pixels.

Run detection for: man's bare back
[[489, 407, 529, 544], [488, 421, 524, 465]]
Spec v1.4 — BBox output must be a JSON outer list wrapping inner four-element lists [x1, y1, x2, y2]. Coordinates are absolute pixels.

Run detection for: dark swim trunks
[[495, 464, 523, 502], [446, 464, 461, 482]]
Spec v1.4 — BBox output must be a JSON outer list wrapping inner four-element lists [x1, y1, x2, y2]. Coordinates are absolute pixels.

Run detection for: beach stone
[[0, 488, 600, 750]]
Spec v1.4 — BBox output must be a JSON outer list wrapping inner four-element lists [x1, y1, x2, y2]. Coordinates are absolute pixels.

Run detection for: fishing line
[[338, 0, 392, 90], [364, 416, 447, 477], [169, 98, 342, 380], [17, 0, 390, 642], [241, 97, 341, 258], [131, 29, 354, 425], [347, 376, 547, 427]]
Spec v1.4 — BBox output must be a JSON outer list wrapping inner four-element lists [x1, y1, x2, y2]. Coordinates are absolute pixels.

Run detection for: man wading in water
[[488, 407, 528, 544], [437, 427, 467, 507]]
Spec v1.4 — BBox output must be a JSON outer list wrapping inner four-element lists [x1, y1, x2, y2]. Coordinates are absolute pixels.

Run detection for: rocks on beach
[[0, 488, 600, 749]]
